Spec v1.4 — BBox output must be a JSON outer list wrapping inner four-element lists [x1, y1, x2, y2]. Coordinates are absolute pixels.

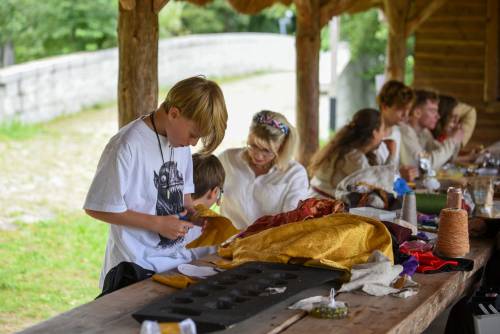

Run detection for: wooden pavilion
[[117, 0, 500, 165]]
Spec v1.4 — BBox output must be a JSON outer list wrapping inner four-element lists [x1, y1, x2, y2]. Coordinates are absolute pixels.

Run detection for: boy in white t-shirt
[[84, 76, 228, 296]]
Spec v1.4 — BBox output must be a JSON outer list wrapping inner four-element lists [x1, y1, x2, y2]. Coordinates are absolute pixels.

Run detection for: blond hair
[[248, 110, 297, 171], [162, 76, 228, 154]]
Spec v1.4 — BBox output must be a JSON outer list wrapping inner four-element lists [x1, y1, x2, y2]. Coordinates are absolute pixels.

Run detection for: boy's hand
[[154, 214, 194, 240]]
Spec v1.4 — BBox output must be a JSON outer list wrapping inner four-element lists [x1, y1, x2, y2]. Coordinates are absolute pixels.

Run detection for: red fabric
[[236, 198, 345, 239], [399, 248, 459, 273], [437, 134, 447, 143]]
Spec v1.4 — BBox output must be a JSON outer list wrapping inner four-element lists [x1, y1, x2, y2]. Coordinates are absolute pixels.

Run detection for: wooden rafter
[[319, 0, 381, 27]]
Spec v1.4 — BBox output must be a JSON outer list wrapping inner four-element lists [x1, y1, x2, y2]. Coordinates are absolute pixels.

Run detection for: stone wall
[[0, 33, 295, 123]]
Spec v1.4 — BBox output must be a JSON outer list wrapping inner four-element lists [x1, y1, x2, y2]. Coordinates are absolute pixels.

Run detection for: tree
[[1, 0, 117, 64]]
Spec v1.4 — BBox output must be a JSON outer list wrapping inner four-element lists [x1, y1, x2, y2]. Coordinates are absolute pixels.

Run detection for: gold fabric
[[218, 213, 393, 271], [152, 273, 197, 289], [186, 204, 240, 249]]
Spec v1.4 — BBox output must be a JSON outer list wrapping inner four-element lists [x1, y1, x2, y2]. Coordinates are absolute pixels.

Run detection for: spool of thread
[[446, 187, 463, 209], [401, 191, 417, 226], [435, 208, 469, 258]]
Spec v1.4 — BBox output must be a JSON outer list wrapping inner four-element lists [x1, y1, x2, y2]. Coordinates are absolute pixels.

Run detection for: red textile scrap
[[399, 249, 459, 273]]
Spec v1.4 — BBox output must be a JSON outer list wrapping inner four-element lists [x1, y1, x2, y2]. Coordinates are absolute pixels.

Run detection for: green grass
[[0, 212, 107, 333], [0, 120, 46, 141], [0, 103, 115, 142]]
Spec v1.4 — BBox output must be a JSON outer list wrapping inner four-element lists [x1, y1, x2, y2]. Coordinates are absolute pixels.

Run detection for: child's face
[[194, 187, 222, 208], [382, 103, 410, 127], [166, 107, 202, 147]]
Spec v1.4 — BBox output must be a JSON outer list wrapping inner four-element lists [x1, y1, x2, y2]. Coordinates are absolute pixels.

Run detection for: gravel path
[[0, 72, 331, 229]]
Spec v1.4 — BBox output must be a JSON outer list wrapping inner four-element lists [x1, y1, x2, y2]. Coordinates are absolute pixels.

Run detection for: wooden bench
[[19, 237, 494, 334]]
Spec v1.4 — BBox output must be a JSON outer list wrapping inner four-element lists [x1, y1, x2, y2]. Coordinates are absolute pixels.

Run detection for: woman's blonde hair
[[248, 110, 297, 171], [162, 75, 228, 154]]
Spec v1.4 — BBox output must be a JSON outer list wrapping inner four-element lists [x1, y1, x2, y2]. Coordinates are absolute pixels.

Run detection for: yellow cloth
[[217, 213, 393, 272], [152, 273, 197, 289], [186, 204, 239, 249]]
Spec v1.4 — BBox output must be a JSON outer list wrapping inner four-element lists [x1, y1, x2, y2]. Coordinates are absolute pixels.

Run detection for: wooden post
[[295, 0, 321, 166], [118, 0, 163, 127], [383, 0, 411, 81], [385, 30, 407, 81], [383, 0, 447, 82]]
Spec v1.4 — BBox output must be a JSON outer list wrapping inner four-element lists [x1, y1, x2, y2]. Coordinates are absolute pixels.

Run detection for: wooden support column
[[385, 30, 407, 81], [118, 0, 165, 127], [295, 0, 321, 166], [383, 0, 447, 81], [383, 0, 410, 81]]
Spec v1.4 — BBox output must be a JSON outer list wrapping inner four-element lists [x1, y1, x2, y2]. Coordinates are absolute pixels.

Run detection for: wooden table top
[[19, 237, 495, 334]]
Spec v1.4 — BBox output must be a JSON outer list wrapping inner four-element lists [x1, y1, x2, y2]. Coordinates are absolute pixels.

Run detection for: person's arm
[[281, 166, 309, 212], [400, 124, 423, 167], [341, 150, 371, 175], [85, 209, 193, 240], [383, 139, 397, 165], [454, 103, 476, 146], [422, 129, 462, 170]]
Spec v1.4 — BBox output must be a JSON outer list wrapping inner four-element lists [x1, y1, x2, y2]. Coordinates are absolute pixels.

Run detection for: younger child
[[191, 153, 225, 208], [188, 153, 226, 259], [84, 76, 228, 296]]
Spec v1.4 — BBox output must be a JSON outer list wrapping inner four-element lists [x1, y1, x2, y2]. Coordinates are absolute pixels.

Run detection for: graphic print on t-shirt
[[154, 160, 184, 248]]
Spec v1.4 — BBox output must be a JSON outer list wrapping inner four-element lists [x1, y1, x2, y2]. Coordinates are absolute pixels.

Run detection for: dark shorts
[[97, 262, 155, 298]]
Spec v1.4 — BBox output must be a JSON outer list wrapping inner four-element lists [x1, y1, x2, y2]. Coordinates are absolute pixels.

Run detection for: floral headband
[[254, 114, 290, 135]]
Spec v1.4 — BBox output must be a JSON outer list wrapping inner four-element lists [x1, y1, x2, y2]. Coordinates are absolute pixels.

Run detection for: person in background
[[400, 89, 464, 171], [219, 110, 308, 230], [433, 94, 476, 146], [308, 108, 390, 199], [433, 94, 480, 163], [375, 80, 418, 182]]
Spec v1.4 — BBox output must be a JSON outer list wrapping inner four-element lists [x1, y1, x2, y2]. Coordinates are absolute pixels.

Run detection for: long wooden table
[[19, 238, 495, 334]]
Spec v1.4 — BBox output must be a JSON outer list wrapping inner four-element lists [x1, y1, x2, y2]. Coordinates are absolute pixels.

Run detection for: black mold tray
[[132, 261, 344, 333]]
